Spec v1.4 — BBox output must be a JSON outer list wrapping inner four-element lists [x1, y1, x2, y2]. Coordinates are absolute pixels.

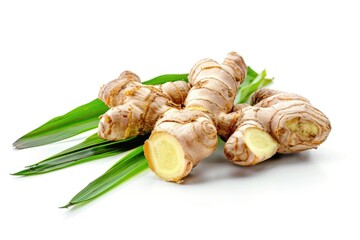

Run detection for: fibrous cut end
[[144, 132, 192, 183], [286, 118, 318, 141], [243, 128, 278, 163]]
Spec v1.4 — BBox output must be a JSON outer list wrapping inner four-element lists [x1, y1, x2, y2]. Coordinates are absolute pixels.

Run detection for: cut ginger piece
[[286, 118, 319, 141], [144, 132, 191, 183], [243, 128, 278, 162]]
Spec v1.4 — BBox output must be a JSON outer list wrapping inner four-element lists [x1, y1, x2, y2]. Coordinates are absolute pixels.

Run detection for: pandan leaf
[[61, 146, 147, 208], [13, 74, 188, 149], [13, 134, 148, 175], [13, 99, 109, 149]]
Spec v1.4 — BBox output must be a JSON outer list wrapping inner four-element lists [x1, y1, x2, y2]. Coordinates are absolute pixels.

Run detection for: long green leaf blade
[[61, 146, 147, 208], [13, 99, 109, 149], [13, 74, 189, 149], [45, 133, 111, 159], [13, 134, 148, 175]]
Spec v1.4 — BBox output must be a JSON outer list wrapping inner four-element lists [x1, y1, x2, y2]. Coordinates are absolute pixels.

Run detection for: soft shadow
[[184, 151, 312, 185]]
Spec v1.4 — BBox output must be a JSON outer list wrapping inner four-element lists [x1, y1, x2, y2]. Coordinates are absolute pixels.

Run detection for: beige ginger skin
[[144, 52, 247, 182], [98, 71, 190, 140]]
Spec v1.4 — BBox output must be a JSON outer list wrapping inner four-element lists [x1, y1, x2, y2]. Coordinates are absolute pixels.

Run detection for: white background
[[1, 0, 359, 239]]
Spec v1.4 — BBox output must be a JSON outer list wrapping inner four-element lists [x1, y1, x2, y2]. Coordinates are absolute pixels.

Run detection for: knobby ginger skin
[[97, 52, 331, 183], [218, 89, 331, 166], [98, 71, 190, 140], [144, 52, 247, 182]]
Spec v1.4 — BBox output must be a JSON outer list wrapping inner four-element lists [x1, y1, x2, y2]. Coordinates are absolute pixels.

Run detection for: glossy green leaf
[[13, 99, 109, 149], [61, 146, 147, 208], [13, 134, 148, 175], [13, 74, 188, 149]]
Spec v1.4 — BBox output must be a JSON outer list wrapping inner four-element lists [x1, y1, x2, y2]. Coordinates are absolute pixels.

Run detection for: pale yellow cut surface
[[243, 128, 278, 159], [145, 132, 186, 182]]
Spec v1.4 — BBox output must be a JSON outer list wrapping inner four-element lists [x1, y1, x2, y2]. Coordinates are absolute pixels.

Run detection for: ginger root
[[144, 52, 247, 182], [219, 89, 331, 166], [98, 71, 190, 140], [96, 52, 331, 183]]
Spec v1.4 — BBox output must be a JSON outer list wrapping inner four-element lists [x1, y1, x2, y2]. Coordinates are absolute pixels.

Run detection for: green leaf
[[234, 69, 273, 104], [13, 134, 148, 175], [13, 74, 189, 149], [242, 66, 258, 85], [13, 99, 109, 149], [61, 146, 147, 208]]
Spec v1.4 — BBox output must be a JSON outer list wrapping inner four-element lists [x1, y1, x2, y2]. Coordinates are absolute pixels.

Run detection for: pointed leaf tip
[[11, 170, 27, 176], [11, 167, 39, 176], [59, 203, 73, 209]]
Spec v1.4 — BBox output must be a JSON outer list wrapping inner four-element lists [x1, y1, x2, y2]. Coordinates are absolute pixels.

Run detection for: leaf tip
[[59, 203, 73, 209], [11, 170, 25, 176], [11, 168, 34, 176], [12, 139, 24, 149]]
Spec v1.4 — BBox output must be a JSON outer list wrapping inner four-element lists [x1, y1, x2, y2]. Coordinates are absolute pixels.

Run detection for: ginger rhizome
[[218, 89, 331, 166], [97, 52, 331, 183], [144, 52, 247, 182], [98, 71, 190, 140]]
